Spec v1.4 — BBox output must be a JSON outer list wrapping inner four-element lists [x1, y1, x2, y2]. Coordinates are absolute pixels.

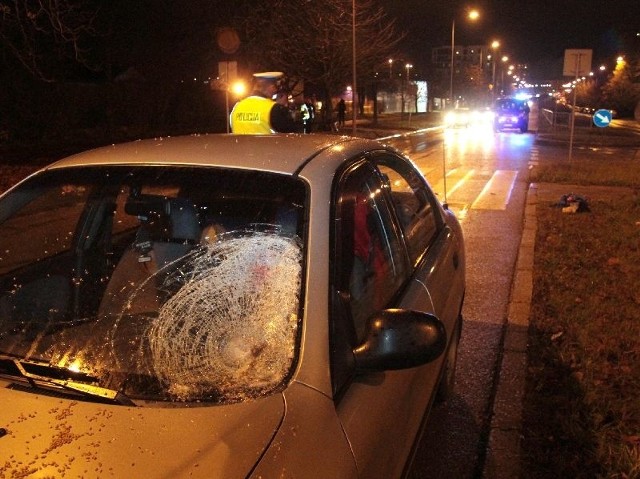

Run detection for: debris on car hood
[[0, 386, 285, 478]]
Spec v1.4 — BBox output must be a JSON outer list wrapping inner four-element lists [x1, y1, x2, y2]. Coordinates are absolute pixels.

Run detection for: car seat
[[98, 195, 201, 318]]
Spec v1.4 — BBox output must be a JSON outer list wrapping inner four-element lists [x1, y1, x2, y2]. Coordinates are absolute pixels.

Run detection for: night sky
[[381, 0, 640, 80]]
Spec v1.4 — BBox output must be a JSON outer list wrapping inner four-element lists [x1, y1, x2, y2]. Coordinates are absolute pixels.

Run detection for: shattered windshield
[[0, 166, 306, 404]]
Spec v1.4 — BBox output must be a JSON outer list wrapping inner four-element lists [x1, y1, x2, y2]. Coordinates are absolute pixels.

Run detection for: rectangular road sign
[[563, 49, 592, 77], [218, 61, 238, 83]]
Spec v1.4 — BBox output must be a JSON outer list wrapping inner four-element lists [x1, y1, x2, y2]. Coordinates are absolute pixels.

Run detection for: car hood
[[0, 386, 284, 478]]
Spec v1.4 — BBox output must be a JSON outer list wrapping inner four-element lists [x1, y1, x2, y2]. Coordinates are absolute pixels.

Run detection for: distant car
[[469, 107, 494, 127], [0, 134, 466, 478], [444, 107, 470, 127], [445, 107, 494, 129], [493, 98, 530, 133]]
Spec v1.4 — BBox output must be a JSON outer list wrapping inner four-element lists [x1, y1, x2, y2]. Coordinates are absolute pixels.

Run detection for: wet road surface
[[405, 124, 537, 478]]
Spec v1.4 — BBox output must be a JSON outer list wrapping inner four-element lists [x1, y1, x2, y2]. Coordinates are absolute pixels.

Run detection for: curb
[[534, 133, 640, 149], [482, 183, 538, 478]]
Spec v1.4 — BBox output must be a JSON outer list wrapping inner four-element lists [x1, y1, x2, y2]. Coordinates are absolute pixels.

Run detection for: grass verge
[[523, 156, 640, 477]]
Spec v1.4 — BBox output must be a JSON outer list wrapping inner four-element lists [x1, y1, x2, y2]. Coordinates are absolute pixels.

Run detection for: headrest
[[166, 198, 201, 242], [125, 195, 200, 242]]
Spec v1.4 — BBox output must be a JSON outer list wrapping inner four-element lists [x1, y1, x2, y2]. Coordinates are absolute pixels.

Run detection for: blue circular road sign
[[593, 109, 612, 127]]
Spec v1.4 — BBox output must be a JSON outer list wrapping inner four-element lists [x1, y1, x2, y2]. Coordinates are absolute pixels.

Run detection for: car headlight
[[445, 112, 456, 125]]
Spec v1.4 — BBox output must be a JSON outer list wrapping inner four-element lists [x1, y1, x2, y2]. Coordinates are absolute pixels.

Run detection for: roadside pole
[[442, 138, 448, 206], [569, 70, 578, 161], [563, 49, 592, 162]]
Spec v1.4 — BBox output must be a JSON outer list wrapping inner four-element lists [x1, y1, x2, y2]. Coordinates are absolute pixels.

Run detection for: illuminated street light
[[500, 56, 508, 96], [450, 9, 480, 108], [231, 81, 246, 97], [388, 58, 393, 79], [405, 63, 413, 116]]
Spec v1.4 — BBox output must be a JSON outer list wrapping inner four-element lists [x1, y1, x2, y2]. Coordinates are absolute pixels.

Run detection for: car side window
[[374, 154, 440, 266], [330, 160, 409, 396], [344, 164, 408, 340]]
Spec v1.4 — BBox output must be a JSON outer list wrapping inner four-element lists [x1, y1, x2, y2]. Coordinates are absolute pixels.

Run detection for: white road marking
[[470, 170, 518, 210]]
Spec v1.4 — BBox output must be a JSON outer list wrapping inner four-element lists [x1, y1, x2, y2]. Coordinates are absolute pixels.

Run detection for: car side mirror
[[353, 309, 447, 371]]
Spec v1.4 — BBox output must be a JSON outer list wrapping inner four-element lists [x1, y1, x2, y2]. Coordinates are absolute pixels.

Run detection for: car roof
[[46, 134, 388, 176], [495, 97, 525, 105]]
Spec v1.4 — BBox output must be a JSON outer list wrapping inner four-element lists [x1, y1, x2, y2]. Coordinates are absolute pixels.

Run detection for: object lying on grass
[[555, 193, 590, 213]]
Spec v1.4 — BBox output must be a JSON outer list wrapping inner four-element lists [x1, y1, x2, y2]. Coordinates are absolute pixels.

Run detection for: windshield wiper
[[0, 355, 135, 406]]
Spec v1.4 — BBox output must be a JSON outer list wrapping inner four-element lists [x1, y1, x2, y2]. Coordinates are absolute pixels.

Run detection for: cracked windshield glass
[[0, 166, 306, 404]]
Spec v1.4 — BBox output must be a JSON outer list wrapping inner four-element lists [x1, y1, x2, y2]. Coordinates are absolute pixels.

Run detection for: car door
[[330, 156, 450, 478], [373, 152, 464, 334]]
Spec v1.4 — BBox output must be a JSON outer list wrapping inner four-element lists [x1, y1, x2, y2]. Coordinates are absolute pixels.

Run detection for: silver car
[[0, 134, 465, 478]]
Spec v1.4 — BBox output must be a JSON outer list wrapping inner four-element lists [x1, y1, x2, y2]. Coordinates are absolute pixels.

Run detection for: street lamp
[[500, 55, 508, 96], [450, 9, 479, 108], [405, 63, 413, 114], [388, 58, 393, 79], [491, 40, 500, 101], [352, 0, 357, 135], [231, 81, 246, 97]]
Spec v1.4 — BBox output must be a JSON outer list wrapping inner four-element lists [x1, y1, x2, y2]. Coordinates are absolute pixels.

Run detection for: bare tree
[[240, 0, 403, 127], [0, 0, 101, 81]]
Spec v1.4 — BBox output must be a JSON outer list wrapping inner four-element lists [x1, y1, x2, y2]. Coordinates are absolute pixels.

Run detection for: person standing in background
[[337, 98, 346, 129], [231, 72, 299, 134]]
